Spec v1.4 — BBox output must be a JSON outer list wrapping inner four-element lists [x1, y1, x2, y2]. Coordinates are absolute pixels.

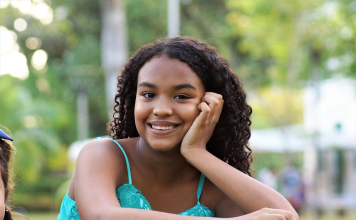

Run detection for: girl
[[0, 128, 14, 220], [58, 36, 299, 219]]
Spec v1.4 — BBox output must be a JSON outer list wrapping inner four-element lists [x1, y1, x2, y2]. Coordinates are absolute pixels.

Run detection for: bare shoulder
[[202, 177, 244, 217], [77, 138, 137, 182], [78, 138, 136, 163], [69, 138, 138, 200], [79, 138, 122, 155]]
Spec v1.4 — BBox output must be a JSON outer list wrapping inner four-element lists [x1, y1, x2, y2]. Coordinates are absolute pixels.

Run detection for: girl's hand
[[235, 208, 297, 220], [181, 92, 224, 156]]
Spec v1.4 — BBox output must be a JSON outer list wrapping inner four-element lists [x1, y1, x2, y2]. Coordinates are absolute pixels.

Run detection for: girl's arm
[[75, 139, 294, 220], [75, 139, 289, 220], [183, 148, 298, 219], [180, 92, 299, 220]]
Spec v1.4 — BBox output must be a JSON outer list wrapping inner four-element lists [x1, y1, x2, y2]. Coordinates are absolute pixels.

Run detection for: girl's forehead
[[137, 56, 204, 91], [138, 56, 199, 81]]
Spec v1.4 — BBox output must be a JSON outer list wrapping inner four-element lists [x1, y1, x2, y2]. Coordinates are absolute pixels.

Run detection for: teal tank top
[[57, 139, 216, 219]]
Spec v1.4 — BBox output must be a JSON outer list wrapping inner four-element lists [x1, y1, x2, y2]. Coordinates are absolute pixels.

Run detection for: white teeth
[[151, 125, 175, 130]]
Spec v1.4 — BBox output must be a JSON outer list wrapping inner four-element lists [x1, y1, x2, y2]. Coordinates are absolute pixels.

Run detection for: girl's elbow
[[78, 206, 111, 220], [82, 206, 127, 220]]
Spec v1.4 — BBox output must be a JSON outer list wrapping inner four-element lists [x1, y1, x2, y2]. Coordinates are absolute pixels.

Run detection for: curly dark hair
[[109, 36, 253, 176], [0, 138, 14, 220]]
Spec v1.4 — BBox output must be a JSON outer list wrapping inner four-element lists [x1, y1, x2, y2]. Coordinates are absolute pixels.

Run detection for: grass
[[14, 212, 58, 220], [297, 209, 356, 220], [300, 214, 355, 220]]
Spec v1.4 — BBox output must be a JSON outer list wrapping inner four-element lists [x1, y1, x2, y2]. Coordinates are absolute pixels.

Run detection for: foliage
[[249, 87, 304, 129], [225, 0, 356, 85], [126, 0, 167, 52], [251, 151, 304, 176], [0, 0, 103, 211]]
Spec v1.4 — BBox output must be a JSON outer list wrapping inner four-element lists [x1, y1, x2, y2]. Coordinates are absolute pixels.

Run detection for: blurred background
[[0, 0, 355, 219]]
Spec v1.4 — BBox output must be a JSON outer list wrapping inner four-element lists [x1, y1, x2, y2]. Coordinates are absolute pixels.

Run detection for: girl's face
[[135, 55, 205, 153]]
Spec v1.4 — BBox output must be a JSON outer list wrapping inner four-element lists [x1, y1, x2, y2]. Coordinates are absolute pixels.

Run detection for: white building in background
[[303, 77, 356, 211], [250, 76, 356, 211], [304, 76, 356, 147]]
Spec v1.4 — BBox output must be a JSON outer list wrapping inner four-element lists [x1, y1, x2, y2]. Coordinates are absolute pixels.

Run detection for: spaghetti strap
[[196, 173, 205, 202], [108, 138, 132, 184]]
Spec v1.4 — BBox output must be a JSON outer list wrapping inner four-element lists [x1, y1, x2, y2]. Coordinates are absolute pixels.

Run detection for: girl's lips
[[151, 125, 175, 130], [147, 123, 180, 135]]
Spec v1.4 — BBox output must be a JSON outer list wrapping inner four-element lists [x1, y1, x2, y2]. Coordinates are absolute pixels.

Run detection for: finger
[[201, 94, 224, 122], [204, 92, 223, 100], [265, 214, 286, 220], [196, 102, 211, 126], [202, 95, 218, 108], [197, 102, 211, 116], [260, 208, 294, 220], [201, 96, 223, 115], [202, 93, 223, 105]]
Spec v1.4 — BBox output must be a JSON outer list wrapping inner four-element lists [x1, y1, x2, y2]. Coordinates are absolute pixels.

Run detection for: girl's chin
[[146, 141, 182, 153]]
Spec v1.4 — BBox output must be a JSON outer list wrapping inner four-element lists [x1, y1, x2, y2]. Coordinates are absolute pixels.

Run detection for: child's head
[[0, 128, 14, 220], [109, 36, 253, 175]]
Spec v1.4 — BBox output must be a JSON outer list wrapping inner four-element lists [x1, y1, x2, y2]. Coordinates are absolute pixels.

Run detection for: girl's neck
[[135, 137, 198, 184]]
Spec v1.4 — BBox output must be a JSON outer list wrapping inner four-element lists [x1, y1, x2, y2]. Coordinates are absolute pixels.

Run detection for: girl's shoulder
[[76, 137, 139, 185], [69, 138, 139, 200], [80, 137, 138, 156]]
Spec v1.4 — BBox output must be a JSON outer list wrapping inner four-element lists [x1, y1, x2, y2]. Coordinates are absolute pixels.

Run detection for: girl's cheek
[[134, 100, 144, 112]]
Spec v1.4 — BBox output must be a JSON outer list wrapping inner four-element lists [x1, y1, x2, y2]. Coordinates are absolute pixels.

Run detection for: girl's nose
[[153, 98, 173, 117]]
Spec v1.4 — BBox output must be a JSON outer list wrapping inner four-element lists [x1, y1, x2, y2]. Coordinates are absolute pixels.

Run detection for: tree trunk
[[168, 0, 180, 36], [101, 0, 128, 120]]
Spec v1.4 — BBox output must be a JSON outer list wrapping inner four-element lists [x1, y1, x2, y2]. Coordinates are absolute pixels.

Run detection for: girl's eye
[[174, 94, 189, 99], [143, 93, 155, 98]]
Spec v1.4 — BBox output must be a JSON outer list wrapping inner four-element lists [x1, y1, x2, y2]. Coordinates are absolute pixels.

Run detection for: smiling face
[[134, 55, 205, 153]]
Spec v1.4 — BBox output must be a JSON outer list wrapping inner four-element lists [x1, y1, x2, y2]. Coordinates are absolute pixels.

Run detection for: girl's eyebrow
[[138, 82, 156, 88], [138, 82, 196, 91], [173, 83, 196, 91]]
